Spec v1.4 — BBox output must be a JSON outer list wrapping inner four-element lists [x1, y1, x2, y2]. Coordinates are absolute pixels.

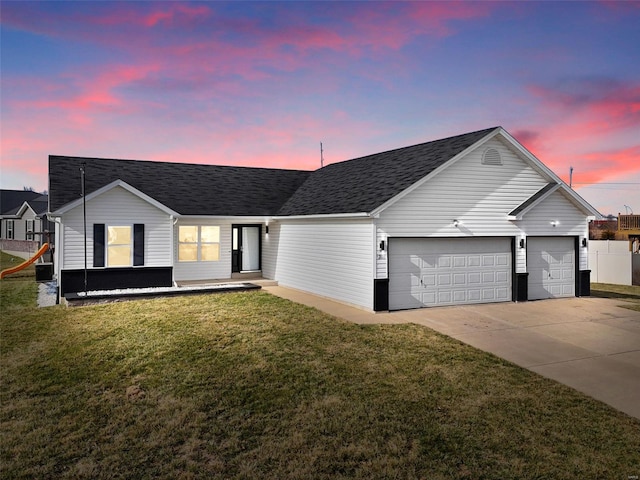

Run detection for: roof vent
[[482, 148, 502, 166]]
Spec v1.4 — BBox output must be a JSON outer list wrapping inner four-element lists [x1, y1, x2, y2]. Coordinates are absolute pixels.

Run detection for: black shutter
[[133, 224, 144, 266], [93, 224, 105, 267]]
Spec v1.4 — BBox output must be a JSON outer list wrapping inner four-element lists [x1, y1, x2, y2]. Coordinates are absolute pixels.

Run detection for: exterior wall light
[[519, 238, 526, 249], [550, 221, 558, 227], [582, 238, 587, 247], [379, 240, 385, 251], [265, 225, 269, 234], [453, 219, 459, 227]]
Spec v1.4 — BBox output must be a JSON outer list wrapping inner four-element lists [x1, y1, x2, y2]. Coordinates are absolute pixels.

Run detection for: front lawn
[[2, 271, 639, 479], [592, 282, 640, 312]]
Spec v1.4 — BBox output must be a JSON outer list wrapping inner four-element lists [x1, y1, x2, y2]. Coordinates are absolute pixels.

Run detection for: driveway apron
[[264, 287, 640, 420]]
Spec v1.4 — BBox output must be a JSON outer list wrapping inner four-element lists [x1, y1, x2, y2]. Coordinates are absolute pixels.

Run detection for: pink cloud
[[513, 78, 640, 186], [574, 146, 640, 185], [526, 79, 640, 136], [8, 64, 161, 128]]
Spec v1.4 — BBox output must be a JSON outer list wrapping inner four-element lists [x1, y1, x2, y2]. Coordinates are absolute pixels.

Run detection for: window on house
[[7, 220, 14, 239], [178, 225, 220, 262], [107, 226, 132, 267], [93, 224, 143, 268], [26, 219, 34, 240]]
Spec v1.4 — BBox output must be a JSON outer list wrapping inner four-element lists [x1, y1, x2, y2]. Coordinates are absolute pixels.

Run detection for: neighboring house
[[48, 127, 600, 310], [589, 215, 640, 253], [1, 190, 54, 253]]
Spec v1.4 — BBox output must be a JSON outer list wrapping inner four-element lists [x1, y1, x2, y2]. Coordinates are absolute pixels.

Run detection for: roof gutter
[[272, 212, 371, 221]]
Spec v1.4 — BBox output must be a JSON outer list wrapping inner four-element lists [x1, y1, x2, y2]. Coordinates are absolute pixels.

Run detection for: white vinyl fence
[[588, 240, 638, 286]]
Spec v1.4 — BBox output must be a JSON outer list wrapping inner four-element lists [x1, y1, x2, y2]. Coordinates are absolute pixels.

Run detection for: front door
[[232, 225, 261, 273]]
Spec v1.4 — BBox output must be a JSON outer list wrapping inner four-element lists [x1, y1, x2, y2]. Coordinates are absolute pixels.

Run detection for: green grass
[[1, 269, 639, 479], [591, 282, 640, 311]]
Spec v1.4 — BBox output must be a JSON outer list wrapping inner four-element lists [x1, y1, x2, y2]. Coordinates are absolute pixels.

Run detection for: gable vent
[[482, 148, 502, 166]]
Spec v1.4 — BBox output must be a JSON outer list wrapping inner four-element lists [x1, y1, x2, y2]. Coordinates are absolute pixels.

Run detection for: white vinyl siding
[[60, 186, 172, 270], [173, 220, 232, 281], [376, 138, 545, 278], [517, 190, 589, 271], [376, 138, 591, 278], [272, 218, 374, 309], [262, 223, 280, 279]]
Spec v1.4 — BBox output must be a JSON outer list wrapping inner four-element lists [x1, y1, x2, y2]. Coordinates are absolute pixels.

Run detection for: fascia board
[[497, 128, 560, 183], [15, 201, 36, 217], [176, 215, 273, 222], [556, 184, 602, 218], [272, 212, 370, 221], [499, 129, 602, 218], [53, 180, 178, 216], [511, 184, 561, 220], [370, 128, 500, 217]]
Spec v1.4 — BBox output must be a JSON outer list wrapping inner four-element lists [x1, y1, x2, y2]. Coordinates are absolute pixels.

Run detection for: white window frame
[[26, 219, 35, 240], [107, 225, 133, 267], [6, 220, 14, 239], [178, 225, 220, 262]]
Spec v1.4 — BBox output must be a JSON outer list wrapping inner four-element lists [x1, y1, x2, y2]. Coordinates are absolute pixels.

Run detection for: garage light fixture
[[453, 219, 459, 227], [519, 238, 525, 249], [550, 221, 558, 227], [379, 240, 385, 251], [265, 225, 269, 234], [582, 238, 588, 247]]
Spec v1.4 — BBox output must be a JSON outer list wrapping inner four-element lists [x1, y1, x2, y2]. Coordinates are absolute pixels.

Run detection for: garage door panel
[[527, 237, 575, 300], [453, 273, 466, 285], [453, 256, 466, 267], [389, 238, 512, 310]]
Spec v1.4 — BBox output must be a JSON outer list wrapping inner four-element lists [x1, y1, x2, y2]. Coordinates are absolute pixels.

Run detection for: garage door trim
[[388, 237, 515, 310]]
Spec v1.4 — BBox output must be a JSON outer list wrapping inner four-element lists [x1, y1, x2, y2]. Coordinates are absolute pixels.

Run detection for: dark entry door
[[232, 225, 261, 273]]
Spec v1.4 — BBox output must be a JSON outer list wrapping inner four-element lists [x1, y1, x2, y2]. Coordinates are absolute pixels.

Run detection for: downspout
[[171, 215, 178, 286]]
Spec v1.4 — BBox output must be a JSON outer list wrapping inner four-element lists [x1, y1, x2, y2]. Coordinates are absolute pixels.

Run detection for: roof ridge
[[320, 126, 500, 170], [48, 155, 311, 174]]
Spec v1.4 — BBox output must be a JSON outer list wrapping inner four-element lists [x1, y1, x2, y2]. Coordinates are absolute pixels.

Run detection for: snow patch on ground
[[75, 283, 248, 297]]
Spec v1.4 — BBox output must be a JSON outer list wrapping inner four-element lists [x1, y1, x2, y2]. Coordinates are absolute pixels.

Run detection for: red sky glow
[[1, 1, 639, 215]]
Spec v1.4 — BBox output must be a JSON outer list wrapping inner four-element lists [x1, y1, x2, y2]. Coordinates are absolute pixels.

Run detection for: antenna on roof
[[320, 142, 324, 168], [569, 166, 573, 188]]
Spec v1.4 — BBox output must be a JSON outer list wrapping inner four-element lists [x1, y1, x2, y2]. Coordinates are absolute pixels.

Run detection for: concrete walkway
[[264, 286, 640, 420]]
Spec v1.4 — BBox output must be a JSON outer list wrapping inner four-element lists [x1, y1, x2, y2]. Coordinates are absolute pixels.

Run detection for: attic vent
[[482, 148, 502, 165]]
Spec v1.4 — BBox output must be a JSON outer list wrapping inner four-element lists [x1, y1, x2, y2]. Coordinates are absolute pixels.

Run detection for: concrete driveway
[[265, 287, 640, 420]]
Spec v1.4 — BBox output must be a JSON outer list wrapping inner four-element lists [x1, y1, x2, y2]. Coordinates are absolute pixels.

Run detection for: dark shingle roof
[[509, 183, 558, 217], [28, 199, 49, 216], [49, 157, 311, 216], [49, 127, 498, 217], [277, 127, 498, 216], [0, 190, 41, 215]]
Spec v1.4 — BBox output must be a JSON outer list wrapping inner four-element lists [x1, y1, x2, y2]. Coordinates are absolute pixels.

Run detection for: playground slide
[[0, 243, 49, 279]]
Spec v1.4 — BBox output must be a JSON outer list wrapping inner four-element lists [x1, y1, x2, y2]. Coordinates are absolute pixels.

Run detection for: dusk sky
[[1, 1, 639, 215]]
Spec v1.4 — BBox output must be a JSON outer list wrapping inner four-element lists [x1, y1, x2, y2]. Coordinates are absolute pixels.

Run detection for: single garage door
[[388, 238, 512, 310], [527, 237, 575, 300]]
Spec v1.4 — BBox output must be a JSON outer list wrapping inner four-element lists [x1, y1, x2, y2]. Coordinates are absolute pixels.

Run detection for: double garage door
[[388, 237, 575, 310]]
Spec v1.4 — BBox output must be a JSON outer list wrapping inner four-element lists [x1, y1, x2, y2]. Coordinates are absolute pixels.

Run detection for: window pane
[[108, 226, 131, 245], [201, 243, 220, 261], [201, 226, 220, 243], [179, 244, 198, 262], [108, 245, 131, 267], [179, 226, 198, 243]]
